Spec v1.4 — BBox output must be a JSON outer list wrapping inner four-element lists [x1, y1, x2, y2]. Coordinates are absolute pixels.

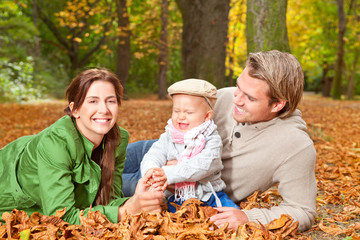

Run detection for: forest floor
[[0, 94, 359, 239]]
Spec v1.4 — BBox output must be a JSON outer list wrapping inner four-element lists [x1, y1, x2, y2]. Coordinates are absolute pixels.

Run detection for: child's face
[[171, 94, 212, 133]]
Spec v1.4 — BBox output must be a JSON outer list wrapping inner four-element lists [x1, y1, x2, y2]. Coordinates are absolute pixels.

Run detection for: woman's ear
[[69, 102, 80, 119]]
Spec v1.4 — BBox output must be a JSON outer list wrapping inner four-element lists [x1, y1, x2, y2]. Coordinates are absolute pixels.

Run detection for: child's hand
[[149, 168, 168, 192]]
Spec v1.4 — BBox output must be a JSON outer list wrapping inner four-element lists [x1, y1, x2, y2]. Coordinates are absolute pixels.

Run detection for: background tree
[[332, 0, 346, 99], [158, 0, 169, 99], [246, 0, 290, 53], [25, 0, 114, 79], [176, 0, 230, 88], [1, 0, 360, 102], [345, 0, 359, 99], [226, 0, 247, 86], [0, 1, 41, 102], [288, 1, 338, 96], [115, 0, 131, 98]]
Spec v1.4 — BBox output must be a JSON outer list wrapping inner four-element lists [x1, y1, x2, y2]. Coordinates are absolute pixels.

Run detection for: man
[[122, 50, 317, 231], [208, 50, 316, 231]]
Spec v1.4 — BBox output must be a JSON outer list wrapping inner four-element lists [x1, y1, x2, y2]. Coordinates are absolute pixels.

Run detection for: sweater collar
[[237, 109, 303, 131]]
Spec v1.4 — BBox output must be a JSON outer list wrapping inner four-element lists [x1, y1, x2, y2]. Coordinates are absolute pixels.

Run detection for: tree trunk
[[158, 0, 169, 100], [115, 0, 131, 99], [246, 0, 290, 53], [176, 0, 230, 88], [321, 63, 333, 97], [32, 0, 40, 57], [346, 48, 359, 99], [332, 0, 346, 99]]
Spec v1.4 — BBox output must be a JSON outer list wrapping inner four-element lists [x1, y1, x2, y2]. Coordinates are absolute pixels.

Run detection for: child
[[140, 79, 239, 212]]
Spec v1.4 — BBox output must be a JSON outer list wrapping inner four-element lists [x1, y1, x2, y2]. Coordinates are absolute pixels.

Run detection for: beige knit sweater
[[213, 87, 317, 231]]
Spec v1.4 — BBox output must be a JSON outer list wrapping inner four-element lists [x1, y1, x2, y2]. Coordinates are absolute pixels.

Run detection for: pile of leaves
[[1, 198, 306, 240], [1, 94, 360, 239]]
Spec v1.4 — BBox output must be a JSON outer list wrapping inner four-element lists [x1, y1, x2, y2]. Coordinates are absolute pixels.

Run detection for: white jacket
[[140, 124, 226, 202]]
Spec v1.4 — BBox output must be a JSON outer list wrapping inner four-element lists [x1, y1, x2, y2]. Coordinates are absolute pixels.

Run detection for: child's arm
[[140, 132, 169, 177], [162, 133, 223, 185]]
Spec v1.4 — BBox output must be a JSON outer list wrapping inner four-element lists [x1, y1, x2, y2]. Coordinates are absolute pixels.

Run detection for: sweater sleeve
[[162, 133, 223, 185], [243, 143, 317, 231], [140, 133, 169, 176]]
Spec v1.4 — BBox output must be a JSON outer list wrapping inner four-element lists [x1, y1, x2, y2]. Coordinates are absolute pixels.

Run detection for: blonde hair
[[246, 50, 304, 118]]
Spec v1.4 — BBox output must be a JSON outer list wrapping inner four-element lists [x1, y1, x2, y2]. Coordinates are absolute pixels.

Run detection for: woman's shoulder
[[39, 115, 79, 143], [118, 126, 129, 140]]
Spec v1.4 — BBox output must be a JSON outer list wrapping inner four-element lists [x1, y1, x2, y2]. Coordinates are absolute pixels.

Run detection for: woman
[[0, 68, 164, 224]]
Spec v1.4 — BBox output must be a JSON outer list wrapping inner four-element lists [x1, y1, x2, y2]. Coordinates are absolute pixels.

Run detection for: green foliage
[[0, 57, 44, 102], [1, 0, 358, 101], [0, 1, 37, 61]]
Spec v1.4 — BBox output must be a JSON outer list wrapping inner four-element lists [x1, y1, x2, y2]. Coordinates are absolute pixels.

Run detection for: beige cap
[[168, 79, 217, 108]]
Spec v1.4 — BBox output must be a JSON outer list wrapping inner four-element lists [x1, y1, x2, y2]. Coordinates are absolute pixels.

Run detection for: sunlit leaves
[[227, 0, 247, 78], [1, 94, 360, 238]]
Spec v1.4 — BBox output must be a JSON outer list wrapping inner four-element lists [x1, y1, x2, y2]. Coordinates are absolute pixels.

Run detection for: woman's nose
[[98, 101, 109, 113]]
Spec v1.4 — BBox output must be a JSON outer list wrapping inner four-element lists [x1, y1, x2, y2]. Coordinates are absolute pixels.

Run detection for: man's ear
[[205, 110, 213, 121], [69, 102, 80, 118], [271, 99, 287, 113]]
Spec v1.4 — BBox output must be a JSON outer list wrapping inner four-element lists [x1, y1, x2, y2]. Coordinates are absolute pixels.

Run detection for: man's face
[[232, 67, 278, 124]]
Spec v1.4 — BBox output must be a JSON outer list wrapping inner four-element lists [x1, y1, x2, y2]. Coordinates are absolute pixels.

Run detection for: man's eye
[[247, 96, 255, 101]]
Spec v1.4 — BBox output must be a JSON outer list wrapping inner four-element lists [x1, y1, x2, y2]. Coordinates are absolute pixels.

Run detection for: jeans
[[122, 140, 157, 197], [122, 140, 240, 212]]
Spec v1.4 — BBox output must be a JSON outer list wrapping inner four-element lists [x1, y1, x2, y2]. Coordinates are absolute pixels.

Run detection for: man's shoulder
[[213, 87, 236, 119], [267, 111, 313, 144], [216, 87, 236, 101]]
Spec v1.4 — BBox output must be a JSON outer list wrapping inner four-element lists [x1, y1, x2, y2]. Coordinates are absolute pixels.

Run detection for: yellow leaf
[[74, 37, 82, 43]]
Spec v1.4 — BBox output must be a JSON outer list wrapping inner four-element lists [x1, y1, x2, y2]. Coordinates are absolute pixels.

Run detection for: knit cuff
[[242, 208, 268, 225]]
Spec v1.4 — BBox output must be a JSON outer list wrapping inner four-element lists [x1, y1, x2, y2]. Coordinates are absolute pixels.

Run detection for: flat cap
[[168, 78, 217, 99]]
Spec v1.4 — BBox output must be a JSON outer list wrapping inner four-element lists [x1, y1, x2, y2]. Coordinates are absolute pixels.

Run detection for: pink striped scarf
[[166, 119, 217, 202]]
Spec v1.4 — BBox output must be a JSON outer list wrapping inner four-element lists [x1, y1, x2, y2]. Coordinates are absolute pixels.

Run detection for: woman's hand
[[118, 171, 165, 221], [209, 207, 249, 230]]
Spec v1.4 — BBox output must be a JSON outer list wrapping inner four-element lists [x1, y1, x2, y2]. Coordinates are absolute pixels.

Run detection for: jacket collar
[[70, 117, 95, 159]]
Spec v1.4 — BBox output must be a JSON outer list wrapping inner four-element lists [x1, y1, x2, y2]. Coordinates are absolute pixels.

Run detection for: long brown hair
[[64, 68, 123, 205]]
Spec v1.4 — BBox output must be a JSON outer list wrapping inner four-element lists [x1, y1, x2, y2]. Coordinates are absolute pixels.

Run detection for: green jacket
[[0, 115, 129, 224]]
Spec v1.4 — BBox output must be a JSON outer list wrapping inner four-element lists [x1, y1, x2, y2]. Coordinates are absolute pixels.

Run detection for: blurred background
[[0, 0, 359, 102]]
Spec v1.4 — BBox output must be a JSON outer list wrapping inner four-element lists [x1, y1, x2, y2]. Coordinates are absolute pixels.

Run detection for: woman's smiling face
[[70, 80, 119, 147]]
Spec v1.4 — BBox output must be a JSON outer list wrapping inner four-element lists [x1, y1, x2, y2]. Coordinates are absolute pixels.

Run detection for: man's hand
[[210, 207, 249, 230]]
